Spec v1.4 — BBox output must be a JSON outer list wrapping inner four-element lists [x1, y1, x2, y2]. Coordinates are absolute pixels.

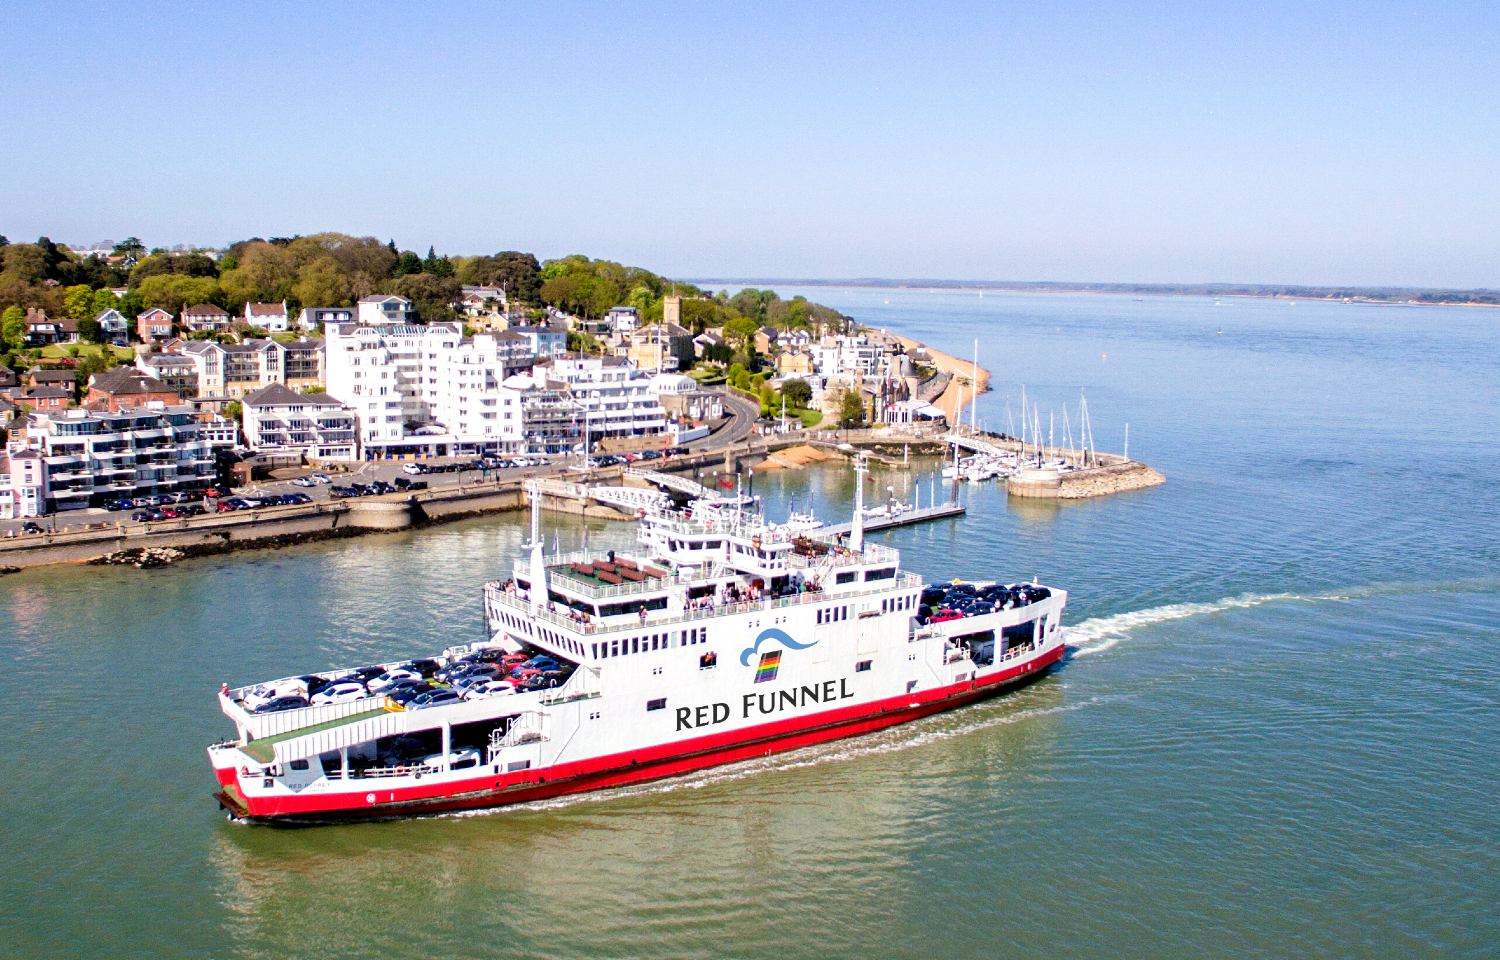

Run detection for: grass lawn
[[37, 343, 135, 362], [796, 408, 823, 428]]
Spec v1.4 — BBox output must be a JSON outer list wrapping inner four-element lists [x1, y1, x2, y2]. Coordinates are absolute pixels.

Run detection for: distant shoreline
[[687, 279, 1500, 307]]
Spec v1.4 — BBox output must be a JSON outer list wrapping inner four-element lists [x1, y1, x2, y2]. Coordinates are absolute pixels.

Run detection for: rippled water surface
[[3, 290, 1497, 959]]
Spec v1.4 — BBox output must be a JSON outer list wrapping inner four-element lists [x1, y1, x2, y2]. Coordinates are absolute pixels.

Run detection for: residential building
[[84, 368, 181, 412], [754, 326, 779, 354], [245, 301, 289, 332], [5, 404, 235, 515], [459, 286, 508, 318], [627, 322, 694, 373], [0, 396, 16, 428], [547, 356, 667, 442], [295, 306, 354, 331], [22, 309, 61, 346], [181, 303, 230, 333], [18, 386, 72, 411], [604, 305, 639, 336], [241, 383, 358, 462], [776, 349, 816, 376], [356, 295, 414, 326], [511, 320, 567, 359], [693, 330, 726, 359], [650, 374, 724, 422], [29, 369, 78, 399], [1, 450, 45, 518], [0, 367, 15, 390], [94, 308, 131, 341], [172, 337, 325, 399], [137, 308, 174, 341], [136, 352, 201, 399], [815, 333, 887, 379], [778, 328, 812, 350]]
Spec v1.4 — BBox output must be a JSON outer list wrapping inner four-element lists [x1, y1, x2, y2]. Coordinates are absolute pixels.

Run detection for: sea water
[[2, 290, 1496, 959]]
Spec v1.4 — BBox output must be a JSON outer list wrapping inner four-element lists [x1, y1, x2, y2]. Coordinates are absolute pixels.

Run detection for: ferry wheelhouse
[[208, 465, 1068, 823]]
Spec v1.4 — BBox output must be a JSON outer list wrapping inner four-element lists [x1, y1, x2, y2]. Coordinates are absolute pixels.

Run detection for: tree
[[724, 316, 759, 351], [225, 401, 242, 423], [392, 273, 461, 322], [76, 317, 102, 344], [459, 252, 541, 303], [137, 274, 222, 314], [839, 388, 866, 429], [292, 256, 352, 308], [128, 252, 218, 287], [782, 378, 812, 409], [2, 305, 24, 351], [90, 288, 120, 316], [118, 290, 145, 321], [64, 284, 95, 320], [111, 238, 146, 262]]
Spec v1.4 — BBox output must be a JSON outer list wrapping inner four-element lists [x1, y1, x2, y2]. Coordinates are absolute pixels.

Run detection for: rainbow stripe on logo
[[754, 650, 782, 683]]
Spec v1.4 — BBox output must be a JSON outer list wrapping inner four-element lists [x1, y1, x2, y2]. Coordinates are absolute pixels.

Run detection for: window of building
[[646, 698, 666, 712]]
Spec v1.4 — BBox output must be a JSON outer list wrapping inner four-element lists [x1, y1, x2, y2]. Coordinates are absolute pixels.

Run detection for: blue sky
[[2, 0, 1496, 286]]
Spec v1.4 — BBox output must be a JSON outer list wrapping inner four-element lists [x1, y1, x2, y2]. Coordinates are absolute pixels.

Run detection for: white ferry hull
[[213, 639, 1064, 823]]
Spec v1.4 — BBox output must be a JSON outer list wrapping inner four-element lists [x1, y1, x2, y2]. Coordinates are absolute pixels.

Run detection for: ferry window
[[507, 760, 531, 772], [631, 637, 639, 654], [707, 541, 722, 549], [647, 698, 667, 711], [699, 651, 717, 670], [691, 541, 703, 549], [591, 643, 598, 659], [290, 759, 310, 770], [864, 567, 896, 582], [842, 606, 849, 620], [836, 571, 857, 584], [610, 640, 619, 657], [856, 660, 872, 673], [816, 610, 823, 624]]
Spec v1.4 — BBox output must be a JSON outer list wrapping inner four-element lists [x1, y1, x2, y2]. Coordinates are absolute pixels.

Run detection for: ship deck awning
[[241, 707, 389, 764]]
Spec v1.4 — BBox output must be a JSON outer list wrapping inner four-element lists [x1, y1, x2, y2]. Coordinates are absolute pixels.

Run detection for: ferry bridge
[[624, 468, 714, 500]]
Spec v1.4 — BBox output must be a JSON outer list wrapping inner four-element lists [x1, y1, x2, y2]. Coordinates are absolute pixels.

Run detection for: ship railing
[[541, 664, 602, 704], [497, 710, 549, 747], [224, 690, 393, 741], [486, 574, 925, 640]]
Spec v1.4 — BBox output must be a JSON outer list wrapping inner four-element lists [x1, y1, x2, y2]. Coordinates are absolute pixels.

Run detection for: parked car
[[291, 477, 316, 488], [402, 463, 426, 475], [385, 682, 435, 705], [21, 521, 44, 534], [463, 679, 518, 699], [329, 486, 356, 499], [310, 681, 369, 705], [215, 500, 240, 513], [407, 689, 463, 710], [310, 474, 332, 484], [367, 668, 422, 692], [253, 695, 310, 714], [407, 480, 428, 491], [666, 446, 690, 457]]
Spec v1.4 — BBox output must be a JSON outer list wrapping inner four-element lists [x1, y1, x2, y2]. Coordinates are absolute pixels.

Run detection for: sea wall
[[1008, 461, 1166, 500]]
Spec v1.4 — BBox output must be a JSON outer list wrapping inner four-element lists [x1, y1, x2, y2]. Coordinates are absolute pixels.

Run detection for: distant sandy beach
[[891, 334, 988, 424]]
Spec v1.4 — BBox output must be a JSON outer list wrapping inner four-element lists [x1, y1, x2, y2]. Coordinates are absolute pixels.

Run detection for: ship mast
[[850, 453, 867, 552], [526, 479, 547, 615]]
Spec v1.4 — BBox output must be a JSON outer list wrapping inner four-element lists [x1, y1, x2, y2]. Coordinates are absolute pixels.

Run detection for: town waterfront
[[3, 290, 1498, 959]]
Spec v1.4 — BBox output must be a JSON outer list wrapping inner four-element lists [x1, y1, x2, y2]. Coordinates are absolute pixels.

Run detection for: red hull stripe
[[229, 644, 1064, 822]]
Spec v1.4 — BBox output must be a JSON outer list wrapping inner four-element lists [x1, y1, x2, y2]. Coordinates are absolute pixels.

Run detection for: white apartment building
[[815, 333, 887, 379], [241, 384, 359, 462], [356, 295, 415, 326], [511, 321, 567, 359], [245, 301, 290, 331], [296, 306, 355, 331], [547, 356, 667, 441], [171, 338, 325, 398], [4, 405, 236, 515], [325, 323, 667, 458]]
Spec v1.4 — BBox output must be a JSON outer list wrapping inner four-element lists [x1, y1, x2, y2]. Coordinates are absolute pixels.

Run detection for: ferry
[[207, 461, 1068, 823]]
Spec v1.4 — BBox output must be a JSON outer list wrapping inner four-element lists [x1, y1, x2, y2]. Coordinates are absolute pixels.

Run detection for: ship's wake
[[1064, 578, 1500, 658]]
